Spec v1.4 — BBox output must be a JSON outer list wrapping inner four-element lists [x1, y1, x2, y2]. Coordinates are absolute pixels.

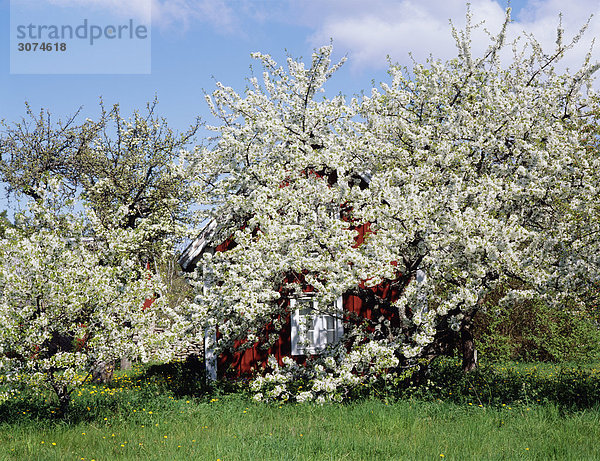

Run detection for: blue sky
[[1, 0, 599, 212]]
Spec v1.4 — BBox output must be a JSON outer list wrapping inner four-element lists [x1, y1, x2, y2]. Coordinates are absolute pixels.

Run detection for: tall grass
[[1, 361, 600, 460], [2, 396, 600, 460]]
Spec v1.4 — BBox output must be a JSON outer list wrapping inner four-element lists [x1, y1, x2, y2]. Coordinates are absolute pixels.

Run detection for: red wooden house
[[178, 173, 423, 380], [179, 222, 421, 380]]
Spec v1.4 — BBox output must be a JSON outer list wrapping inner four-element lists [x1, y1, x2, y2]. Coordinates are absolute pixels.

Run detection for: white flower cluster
[[250, 341, 400, 403]]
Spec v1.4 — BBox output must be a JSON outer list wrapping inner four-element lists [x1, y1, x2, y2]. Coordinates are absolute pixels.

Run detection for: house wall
[[210, 219, 404, 379], [217, 283, 402, 379]]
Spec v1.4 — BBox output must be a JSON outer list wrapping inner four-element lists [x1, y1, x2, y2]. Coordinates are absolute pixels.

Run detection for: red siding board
[[218, 312, 293, 379]]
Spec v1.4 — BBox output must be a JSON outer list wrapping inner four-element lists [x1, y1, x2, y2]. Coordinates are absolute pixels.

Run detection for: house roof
[[178, 218, 219, 272]]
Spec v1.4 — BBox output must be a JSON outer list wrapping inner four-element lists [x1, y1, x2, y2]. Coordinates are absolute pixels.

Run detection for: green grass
[[2, 397, 600, 460], [2, 361, 600, 460]]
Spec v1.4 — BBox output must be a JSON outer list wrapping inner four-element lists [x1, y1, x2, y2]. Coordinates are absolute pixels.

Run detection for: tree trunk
[[461, 327, 478, 372], [120, 357, 132, 371], [48, 373, 71, 418], [91, 360, 115, 383], [56, 388, 71, 418]]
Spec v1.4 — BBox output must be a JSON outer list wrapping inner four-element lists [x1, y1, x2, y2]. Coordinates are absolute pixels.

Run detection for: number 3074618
[[17, 42, 67, 52]]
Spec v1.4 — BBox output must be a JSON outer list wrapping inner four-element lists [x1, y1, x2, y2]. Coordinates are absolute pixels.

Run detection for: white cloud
[[283, 0, 505, 68], [43, 0, 237, 32], [300, 0, 600, 72], [37, 0, 600, 75], [513, 0, 600, 72]]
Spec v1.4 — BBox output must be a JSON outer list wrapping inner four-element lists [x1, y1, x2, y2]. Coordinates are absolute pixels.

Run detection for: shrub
[[474, 297, 600, 362]]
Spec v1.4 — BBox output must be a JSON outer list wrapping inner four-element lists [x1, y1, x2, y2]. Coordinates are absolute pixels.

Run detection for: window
[[291, 296, 343, 355]]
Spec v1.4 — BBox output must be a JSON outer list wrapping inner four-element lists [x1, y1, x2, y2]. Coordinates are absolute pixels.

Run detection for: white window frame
[[290, 296, 344, 356]]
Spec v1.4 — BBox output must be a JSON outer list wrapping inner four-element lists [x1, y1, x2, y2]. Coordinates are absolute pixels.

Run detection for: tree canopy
[[0, 99, 199, 263], [185, 8, 600, 402]]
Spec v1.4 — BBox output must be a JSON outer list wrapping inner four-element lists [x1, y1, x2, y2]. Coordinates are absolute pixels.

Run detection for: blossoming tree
[[186, 8, 600, 402], [0, 197, 183, 416]]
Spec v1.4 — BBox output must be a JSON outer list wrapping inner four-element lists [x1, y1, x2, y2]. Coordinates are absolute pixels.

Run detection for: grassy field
[[1, 361, 600, 460]]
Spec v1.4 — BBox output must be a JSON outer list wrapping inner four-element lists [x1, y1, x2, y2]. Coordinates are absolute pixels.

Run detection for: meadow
[[2, 360, 600, 460]]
